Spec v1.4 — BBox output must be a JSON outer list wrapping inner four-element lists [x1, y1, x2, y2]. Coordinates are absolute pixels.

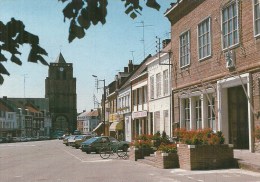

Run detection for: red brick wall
[[168, 0, 260, 150], [177, 144, 234, 170]]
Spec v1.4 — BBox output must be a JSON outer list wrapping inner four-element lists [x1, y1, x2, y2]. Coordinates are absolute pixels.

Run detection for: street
[[0, 140, 260, 182]]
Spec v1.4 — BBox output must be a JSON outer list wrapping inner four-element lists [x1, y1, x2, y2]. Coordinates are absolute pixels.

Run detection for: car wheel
[[86, 151, 90, 154]]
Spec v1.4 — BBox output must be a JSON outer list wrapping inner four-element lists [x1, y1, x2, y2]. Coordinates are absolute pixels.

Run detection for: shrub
[[174, 128, 225, 145], [131, 139, 152, 148], [158, 143, 177, 153], [255, 126, 260, 140]]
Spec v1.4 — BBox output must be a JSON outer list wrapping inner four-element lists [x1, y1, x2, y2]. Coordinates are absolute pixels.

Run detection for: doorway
[[228, 85, 249, 149]]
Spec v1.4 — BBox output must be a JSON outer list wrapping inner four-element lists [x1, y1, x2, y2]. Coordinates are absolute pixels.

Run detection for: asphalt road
[[0, 140, 260, 182]]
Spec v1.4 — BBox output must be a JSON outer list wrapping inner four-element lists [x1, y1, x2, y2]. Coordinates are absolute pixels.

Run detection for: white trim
[[179, 30, 191, 68], [220, 0, 240, 51], [253, 0, 260, 38], [197, 16, 212, 61], [217, 73, 253, 152]]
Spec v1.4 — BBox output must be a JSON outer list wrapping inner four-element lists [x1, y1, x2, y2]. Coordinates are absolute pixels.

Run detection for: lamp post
[[92, 75, 106, 135]]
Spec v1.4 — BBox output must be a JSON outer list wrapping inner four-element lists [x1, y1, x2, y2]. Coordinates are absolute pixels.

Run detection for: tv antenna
[[136, 21, 153, 59]]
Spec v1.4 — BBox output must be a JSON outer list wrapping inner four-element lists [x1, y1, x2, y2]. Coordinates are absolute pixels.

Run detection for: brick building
[[45, 53, 77, 135], [165, 0, 260, 152]]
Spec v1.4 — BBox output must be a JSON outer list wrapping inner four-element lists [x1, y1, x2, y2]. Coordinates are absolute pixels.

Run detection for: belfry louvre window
[[198, 18, 211, 59], [222, 1, 239, 49], [179, 31, 190, 68], [254, 0, 260, 36]]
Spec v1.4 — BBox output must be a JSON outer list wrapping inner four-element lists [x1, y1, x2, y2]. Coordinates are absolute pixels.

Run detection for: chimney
[[162, 39, 171, 48], [124, 67, 128, 73], [128, 60, 133, 73]]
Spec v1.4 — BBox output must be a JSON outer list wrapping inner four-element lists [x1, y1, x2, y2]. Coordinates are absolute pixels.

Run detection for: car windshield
[[109, 137, 119, 143], [82, 137, 99, 144], [75, 135, 84, 140]]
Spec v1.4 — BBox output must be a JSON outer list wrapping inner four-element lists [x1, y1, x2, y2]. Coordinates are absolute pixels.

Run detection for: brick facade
[[177, 144, 234, 170], [166, 0, 260, 152]]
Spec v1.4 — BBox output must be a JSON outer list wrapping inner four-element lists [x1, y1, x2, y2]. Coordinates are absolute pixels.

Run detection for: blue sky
[[0, 0, 174, 112]]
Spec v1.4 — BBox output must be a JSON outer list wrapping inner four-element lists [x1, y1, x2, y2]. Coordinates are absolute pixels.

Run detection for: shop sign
[[132, 111, 147, 119]]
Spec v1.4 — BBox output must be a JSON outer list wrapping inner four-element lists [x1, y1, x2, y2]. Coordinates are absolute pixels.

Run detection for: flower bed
[[175, 129, 234, 170], [155, 143, 179, 169]]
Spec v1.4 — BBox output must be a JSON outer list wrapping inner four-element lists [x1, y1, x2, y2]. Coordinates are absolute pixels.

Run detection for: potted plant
[[175, 128, 234, 170], [255, 126, 260, 152], [154, 143, 179, 169], [129, 134, 153, 161]]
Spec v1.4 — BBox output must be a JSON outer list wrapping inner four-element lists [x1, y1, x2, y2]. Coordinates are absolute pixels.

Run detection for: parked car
[[20, 137, 28, 142], [81, 136, 130, 154], [67, 135, 79, 146], [74, 135, 94, 149], [63, 135, 73, 146], [12, 137, 21, 142]]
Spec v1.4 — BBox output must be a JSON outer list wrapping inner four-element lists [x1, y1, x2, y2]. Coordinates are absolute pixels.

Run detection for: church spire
[[55, 52, 66, 63]]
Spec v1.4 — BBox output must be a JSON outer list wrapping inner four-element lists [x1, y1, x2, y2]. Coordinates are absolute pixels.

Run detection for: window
[[156, 73, 161, 98], [254, 0, 260, 36], [133, 90, 137, 106], [143, 86, 147, 103], [138, 88, 142, 104], [150, 76, 155, 99], [222, 1, 239, 49], [208, 94, 216, 131], [198, 18, 211, 59], [179, 31, 190, 67], [184, 98, 190, 130], [163, 69, 169, 96], [195, 97, 202, 129]]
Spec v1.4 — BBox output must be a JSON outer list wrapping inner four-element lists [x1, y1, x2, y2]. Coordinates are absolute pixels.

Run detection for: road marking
[[0, 144, 36, 147], [61, 149, 112, 163], [81, 159, 112, 163]]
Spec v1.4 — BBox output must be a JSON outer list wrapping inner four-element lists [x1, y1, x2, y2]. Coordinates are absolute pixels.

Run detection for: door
[[228, 85, 249, 149]]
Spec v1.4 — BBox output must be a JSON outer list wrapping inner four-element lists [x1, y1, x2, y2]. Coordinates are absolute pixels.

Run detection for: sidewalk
[[234, 149, 260, 173]]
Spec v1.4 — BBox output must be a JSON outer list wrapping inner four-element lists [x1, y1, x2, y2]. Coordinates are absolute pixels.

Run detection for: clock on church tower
[[45, 53, 77, 135]]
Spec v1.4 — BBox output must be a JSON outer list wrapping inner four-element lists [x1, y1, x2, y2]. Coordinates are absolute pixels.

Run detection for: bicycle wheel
[[100, 147, 111, 159], [117, 147, 127, 158]]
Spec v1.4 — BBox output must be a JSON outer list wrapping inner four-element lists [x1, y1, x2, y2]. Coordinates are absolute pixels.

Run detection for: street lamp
[[92, 75, 106, 135]]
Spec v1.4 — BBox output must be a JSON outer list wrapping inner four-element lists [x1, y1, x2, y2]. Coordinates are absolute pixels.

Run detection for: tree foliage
[[59, 0, 160, 43], [0, 0, 161, 85], [0, 18, 48, 85]]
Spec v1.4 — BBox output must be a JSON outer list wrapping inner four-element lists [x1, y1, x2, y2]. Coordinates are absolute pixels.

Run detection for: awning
[[93, 122, 103, 132], [109, 121, 123, 131]]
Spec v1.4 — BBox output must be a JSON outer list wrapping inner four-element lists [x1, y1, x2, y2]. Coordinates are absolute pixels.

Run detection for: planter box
[[154, 151, 179, 169], [177, 144, 234, 170], [129, 147, 153, 161]]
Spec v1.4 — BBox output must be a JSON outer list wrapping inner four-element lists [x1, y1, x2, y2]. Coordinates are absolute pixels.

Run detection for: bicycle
[[99, 144, 128, 159]]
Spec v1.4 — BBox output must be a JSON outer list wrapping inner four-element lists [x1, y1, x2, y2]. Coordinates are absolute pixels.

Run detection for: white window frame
[[221, 0, 239, 50], [179, 30, 190, 68], [163, 69, 169, 96], [197, 17, 212, 60], [195, 96, 202, 129], [156, 73, 161, 98], [253, 0, 260, 37], [184, 98, 190, 130], [208, 94, 216, 131], [150, 76, 155, 99]]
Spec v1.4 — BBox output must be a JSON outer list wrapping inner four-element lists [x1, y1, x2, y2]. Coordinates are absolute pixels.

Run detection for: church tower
[[45, 53, 77, 134]]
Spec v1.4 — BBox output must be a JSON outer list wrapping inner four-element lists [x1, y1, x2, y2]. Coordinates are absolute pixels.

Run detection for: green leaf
[[0, 75, 4, 85], [146, 0, 160, 11], [0, 63, 10, 75], [130, 12, 137, 19], [11, 55, 22, 65], [125, 6, 134, 15], [0, 52, 7, 62]]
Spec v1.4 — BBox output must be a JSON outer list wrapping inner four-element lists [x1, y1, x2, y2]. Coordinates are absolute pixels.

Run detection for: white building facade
[[147, 52, 172, 137]]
